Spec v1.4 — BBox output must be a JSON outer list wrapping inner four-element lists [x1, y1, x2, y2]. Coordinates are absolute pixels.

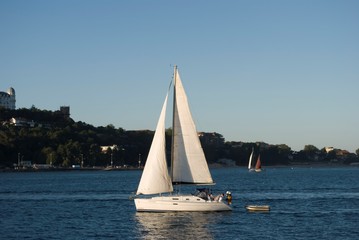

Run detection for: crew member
[[226, 191, 232, 205]]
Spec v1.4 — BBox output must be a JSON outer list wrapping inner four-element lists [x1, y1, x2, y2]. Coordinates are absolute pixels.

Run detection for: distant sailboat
[[255, 154, 262, 172], [248, 148, 262, 172], [134, 66, 232, 212]]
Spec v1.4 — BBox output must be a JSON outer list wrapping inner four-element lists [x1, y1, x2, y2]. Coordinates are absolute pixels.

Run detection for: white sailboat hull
[[135, 195, 232, 212]]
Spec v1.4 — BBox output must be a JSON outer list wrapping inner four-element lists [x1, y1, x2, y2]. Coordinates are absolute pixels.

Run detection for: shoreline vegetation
[[2, 162, 359, 173], [1, 107, 359, 170]]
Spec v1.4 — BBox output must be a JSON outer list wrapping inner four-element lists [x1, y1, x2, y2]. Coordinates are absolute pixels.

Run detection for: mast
[[170, 65, 177, 180]]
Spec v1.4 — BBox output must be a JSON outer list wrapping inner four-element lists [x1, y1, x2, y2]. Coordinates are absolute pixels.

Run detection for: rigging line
[[167, 64, 177, 92], [167, 78, 173, 92]]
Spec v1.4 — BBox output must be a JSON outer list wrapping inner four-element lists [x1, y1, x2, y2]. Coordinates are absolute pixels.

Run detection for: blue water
[[1, 167, 358, 239]]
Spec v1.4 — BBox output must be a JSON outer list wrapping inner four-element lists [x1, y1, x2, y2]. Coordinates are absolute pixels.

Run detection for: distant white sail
[[136, 93, 173, 195], [248, 148, 254, 170]]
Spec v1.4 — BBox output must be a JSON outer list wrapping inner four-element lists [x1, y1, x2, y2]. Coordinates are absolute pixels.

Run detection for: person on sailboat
[[219, 193, 224, 202], [207, 193, 214, 201], [226, 191, 232, 205], [214, 193, 224, 202]]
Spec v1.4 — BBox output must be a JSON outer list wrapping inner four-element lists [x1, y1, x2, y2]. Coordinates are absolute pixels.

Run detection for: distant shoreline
[[1, 163, 358, 173], [0, 166, 143, 173], [209, 163, 359, 169]]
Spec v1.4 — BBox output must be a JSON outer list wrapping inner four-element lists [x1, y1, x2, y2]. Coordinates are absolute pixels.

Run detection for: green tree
[[301, 144, 320, 161], [88, 144, 101, 166], [40, 147, 57, 165], [303, 145, 319, 152]]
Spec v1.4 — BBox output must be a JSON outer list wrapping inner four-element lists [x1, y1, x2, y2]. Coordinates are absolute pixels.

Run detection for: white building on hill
[[0, 87, 16, 109]]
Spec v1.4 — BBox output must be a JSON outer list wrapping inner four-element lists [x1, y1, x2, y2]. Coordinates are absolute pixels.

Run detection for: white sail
[[248, 148, 254, 170], [171, 69, 213, 184], [136, 93, 173, 195]]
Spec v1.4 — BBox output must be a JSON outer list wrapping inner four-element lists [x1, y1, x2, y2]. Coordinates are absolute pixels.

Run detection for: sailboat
[[134, 66, 232, 212], [254, 154, 262, 172], [248, 147, 254, 172]]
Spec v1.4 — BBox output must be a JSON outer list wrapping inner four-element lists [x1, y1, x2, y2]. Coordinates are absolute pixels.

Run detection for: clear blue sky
[[1, 0, 358, 152]]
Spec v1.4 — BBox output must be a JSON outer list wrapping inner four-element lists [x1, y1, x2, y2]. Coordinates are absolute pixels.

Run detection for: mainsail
[[136, 93, 173, 195], [171, 68, 213, 185]]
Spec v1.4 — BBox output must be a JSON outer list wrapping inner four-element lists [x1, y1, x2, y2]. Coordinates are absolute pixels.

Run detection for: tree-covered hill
[[0, 107, 358, 169]]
